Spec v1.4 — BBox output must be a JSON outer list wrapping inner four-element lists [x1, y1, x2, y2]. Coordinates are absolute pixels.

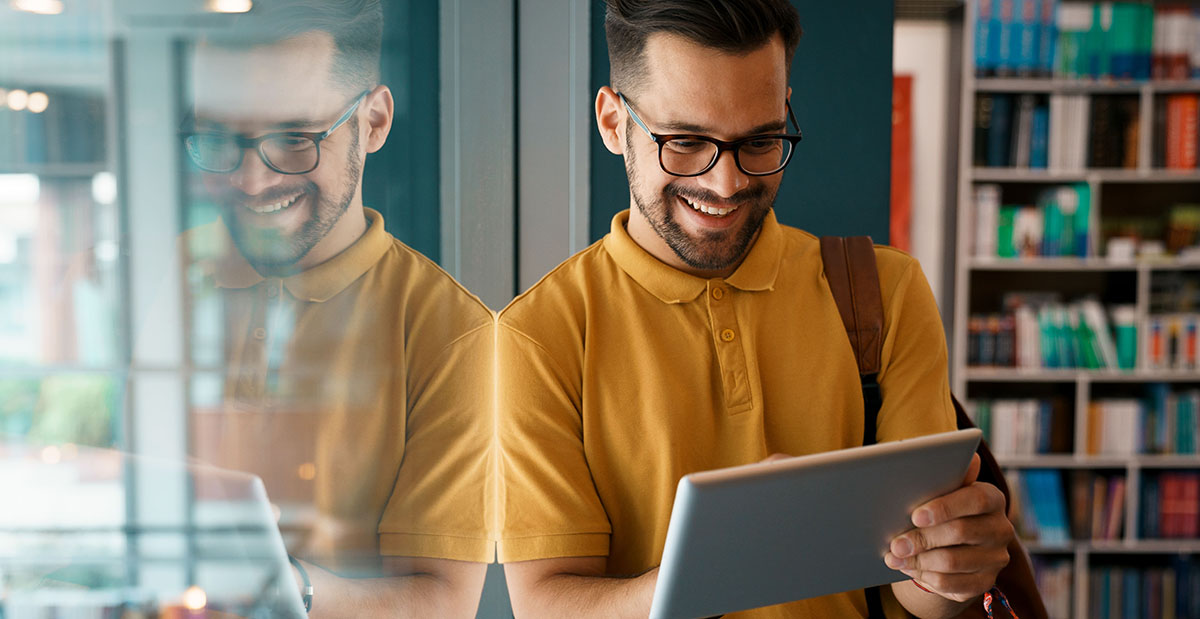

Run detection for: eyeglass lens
[[660, 137, 793, 176], [185, 134, 320, 174]]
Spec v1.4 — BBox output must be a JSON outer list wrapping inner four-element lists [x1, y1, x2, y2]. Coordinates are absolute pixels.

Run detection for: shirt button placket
[[708, 281, 751, 413]]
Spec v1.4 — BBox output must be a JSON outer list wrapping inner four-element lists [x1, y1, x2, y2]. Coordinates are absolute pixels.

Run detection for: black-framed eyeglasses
[[181, 90, 370, 175], [619, 92, 802, 177]]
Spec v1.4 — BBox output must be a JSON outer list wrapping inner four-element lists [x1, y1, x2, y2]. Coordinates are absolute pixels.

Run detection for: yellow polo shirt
[[185, 208, 494, 569], [497, 209, 955, 617]]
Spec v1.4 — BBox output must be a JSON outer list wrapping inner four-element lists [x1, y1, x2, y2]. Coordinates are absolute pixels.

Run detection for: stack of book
[[971, 184, 1093, 258], [967, 297, 1128, 370], [1031, 558, 1073, 619], [1089, 559, 1200, 619], [974, 1, 1200, 80], [1156, 94, 1200, 170], [1144, 314, 1199, 371], [1087, 389, 1200, 456], [1008, 470, 1128, 542], [1141, 471, 1200, 539], [974, 0, 1060, 77], [1087, 95, 1141, 169], [974, 94, 1051, 168], [1010, 469, 1073, 544], [967, 398, 1072, 455]]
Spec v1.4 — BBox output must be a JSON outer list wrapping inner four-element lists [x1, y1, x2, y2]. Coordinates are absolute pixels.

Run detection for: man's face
[[191, 32, 364, 272], [619, 34, 790, 276]]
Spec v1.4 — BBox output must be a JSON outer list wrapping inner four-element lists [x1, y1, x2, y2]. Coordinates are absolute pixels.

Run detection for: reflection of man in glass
[[179, 1, 492, 615]]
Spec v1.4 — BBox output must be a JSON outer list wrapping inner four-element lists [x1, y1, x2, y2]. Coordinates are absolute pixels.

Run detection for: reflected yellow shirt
[[186, 208, 494, 567], [497, 209, 955, 617]]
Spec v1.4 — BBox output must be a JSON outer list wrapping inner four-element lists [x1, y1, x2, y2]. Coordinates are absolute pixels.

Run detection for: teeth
[[245, 194, 300, 214], [683, 196, 736, 217]]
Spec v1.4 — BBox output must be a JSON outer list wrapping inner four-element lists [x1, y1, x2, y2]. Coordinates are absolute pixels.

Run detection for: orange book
[[1180, 95, 1198, 170], [1167, 95, 1182, 169]]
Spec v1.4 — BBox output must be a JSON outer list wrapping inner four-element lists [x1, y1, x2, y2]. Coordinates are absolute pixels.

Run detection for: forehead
[[191, 31, 343, 126], [638, 33, 789, 137]]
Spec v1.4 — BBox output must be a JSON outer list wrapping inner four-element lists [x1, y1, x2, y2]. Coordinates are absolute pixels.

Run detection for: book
[[988, 94, 1015, 166], [1030, 103, 1049, 169]]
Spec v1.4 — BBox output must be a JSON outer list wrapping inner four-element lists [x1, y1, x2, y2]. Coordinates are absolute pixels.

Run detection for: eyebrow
[[655, 118, 788, 137]]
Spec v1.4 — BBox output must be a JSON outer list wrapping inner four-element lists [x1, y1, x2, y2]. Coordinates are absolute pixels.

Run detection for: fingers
[[909, 479, 1005, 529], [884, 526, 1011, 573]]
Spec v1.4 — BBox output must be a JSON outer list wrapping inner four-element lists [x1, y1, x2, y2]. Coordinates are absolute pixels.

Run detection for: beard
[[624, 123, 776, 272], [222, 118, 362, 274]]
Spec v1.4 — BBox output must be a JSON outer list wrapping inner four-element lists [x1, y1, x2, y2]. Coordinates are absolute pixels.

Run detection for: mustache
[[220, 182, 317, 205], [663, 182, 768, 208]]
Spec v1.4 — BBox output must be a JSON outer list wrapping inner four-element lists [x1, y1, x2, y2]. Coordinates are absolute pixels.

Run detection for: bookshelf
[[952, 2, 1200, 618]]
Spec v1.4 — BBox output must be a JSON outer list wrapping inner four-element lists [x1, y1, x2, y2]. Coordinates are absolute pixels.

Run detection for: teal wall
[[365, 0, 442, 262], [589, 0, 895, 244]]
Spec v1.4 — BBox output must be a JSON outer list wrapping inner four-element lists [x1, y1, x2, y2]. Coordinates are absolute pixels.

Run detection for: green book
[[998, 205, 1020, 258], [1073, 308, 1102, 369]]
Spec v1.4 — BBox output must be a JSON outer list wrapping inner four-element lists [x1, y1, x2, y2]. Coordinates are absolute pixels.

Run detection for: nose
[[227, 148, 285, 196], [697, 149, 749, 198]]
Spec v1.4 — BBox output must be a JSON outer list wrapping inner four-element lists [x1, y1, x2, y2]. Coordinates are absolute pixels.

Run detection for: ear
[[595, 86, 625, 156], [786, 86, 792, 102], [363, 85, 394, 154]]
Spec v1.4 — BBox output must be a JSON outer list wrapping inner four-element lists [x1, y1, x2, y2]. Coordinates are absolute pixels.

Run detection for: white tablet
[[649, 428, 982, 619]]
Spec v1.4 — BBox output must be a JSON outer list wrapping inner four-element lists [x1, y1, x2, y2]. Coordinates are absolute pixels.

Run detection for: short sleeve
[[874, 252, 958, 442], [495, 320, 611, 563], [376, 322, 495, 562]]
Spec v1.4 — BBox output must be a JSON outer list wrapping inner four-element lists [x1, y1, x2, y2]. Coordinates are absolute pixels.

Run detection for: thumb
[[962, 452, 981, 486], [760, 453, 791, 464]]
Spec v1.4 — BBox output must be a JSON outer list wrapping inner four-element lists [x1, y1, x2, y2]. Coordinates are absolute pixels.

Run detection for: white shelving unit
[[951, 3, 1200, 618]]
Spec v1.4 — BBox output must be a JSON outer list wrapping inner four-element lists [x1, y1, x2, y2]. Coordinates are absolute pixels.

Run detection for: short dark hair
[[205, 0, 383, 94], [604, 0, 802, 94]]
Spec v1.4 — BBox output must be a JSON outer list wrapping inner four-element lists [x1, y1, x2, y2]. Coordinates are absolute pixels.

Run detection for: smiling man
[[175, 1, 492, 616], [496, 1, 1014, 618]]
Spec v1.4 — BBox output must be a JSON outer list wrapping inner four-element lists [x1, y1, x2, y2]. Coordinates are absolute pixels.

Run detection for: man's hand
[[885, 453, 1013, 605]]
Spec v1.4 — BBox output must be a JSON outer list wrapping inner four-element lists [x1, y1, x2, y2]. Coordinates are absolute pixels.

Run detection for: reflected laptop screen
[[0, 442, 306, 618]]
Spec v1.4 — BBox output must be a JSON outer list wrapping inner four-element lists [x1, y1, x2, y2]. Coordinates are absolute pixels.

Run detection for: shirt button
[[711, 287, 725, 300], [266, 284, 279, 298], [720, 329, 736, 342], [253, 327, 267, 340]]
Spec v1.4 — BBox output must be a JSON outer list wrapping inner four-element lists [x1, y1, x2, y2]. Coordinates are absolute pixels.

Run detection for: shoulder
[[376, 236, 495, 329], [499, 238, 611, 329]]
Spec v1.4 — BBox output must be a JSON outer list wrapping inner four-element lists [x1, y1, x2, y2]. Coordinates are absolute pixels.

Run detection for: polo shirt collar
[[603, 208, 784, 304], [211, 207, 391, 302]]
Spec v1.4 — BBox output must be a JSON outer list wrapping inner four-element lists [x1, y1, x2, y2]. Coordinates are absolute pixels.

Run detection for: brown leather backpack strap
[[819, 236, 884, 375], [821, 236, 888, 619]]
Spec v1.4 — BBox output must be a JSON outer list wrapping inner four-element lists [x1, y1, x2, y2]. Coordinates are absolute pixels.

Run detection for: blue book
[[1098, 567, 1111, 619], [1142, 475, 1159, 537], [1030, 105, 1049, 169], [1037, 400, 1054, 453], [976, 0, 998, 75], [996, 0, 1017, 75], [987, 94, 1014, 166], [1123, 569, 1140, 619], [1027, 470, 1069, 544], [1038, 0, 1058, 76], [1013, 0, 1042, 75]]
